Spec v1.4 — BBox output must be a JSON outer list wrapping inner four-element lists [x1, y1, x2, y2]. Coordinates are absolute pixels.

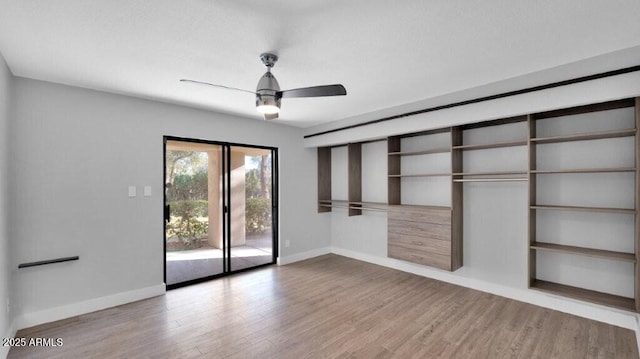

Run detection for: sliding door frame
[[163, 135, 279, 290]]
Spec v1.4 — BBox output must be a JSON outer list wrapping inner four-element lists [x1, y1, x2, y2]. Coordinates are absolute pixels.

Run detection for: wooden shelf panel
[[531, 167, 636, 174], [452, 140, 527, 151], [531, 128, 636, 144], [388, 148, 450, 156], [453, 178, 528, 183], [531, 205, 636, 215], [531, 242, 635, 263], [388, 173, 451, 178], [317, 147, 332, 213], [453, 170, 528, 176], [531, 279, 635, 311]]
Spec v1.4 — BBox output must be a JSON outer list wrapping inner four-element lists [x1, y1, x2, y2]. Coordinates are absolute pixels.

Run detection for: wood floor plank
[[8, 254, 638, 358]]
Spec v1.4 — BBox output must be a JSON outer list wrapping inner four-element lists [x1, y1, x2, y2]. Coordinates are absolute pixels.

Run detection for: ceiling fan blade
[[180, 79, 257, 95], [263, 112, 279, 120], [278, 84, 346, 99]]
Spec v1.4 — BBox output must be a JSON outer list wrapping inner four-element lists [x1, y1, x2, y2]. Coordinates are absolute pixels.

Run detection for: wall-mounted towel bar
[[18, 256, 79, 269]]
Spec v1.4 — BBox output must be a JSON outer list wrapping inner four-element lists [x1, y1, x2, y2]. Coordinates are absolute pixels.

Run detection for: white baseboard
[[635, 314, 640, 355], [14, 284, 166, 331], [331, 246, 638, 331], [278, 247, 331, 265], [1, 319, 17, 359]]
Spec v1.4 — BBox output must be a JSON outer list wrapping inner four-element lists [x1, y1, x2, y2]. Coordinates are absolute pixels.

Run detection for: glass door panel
[[228, 146, 275, 271], [165, 140, 224, 286]]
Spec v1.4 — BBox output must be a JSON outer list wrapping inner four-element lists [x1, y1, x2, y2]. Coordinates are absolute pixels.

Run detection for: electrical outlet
[[285, 240, 290, 248]]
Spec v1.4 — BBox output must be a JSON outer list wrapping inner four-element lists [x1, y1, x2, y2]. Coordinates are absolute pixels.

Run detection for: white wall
[[9, 78, 330, 329], [331, 141, 388, 256], [316, 72, 640, 330], [0, 52, 14, 356], [304, 71, 640, 148]]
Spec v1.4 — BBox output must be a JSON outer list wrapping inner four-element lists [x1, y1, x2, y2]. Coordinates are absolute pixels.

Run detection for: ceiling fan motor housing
[[256, 70, 281, 113]]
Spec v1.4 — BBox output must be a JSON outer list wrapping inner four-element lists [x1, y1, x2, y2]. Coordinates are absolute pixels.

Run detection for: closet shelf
[[531, 167, 636, 174], [453, 171, 528, 176], [530, 242, 635, 263], [452, 170, 529, 182], [531, 128, 636, 144], [531, 205, 636, 215], [530, 279, 635, 311], [452, 140, 527, 151], [388, 148, 450, 156], [388, 173, 451, 178], [453, 178, 528, 183]]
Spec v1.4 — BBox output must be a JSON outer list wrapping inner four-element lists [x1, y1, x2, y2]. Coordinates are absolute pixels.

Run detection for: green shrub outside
[[166, 200, 209, 249], [169, 200, 208, 218], [166, 216, 209, 249]]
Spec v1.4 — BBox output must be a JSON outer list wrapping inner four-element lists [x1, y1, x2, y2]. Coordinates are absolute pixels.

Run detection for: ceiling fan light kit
[[255, 54, 281, 115], [181, 52, 347, 121]]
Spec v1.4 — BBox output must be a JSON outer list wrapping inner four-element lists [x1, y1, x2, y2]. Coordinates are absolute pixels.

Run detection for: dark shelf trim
[[19, 256, 79, 269]]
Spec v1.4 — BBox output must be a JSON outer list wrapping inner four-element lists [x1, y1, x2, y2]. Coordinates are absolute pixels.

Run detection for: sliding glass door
[[228, 146, 275, 271], [164, 137, 277, 288]]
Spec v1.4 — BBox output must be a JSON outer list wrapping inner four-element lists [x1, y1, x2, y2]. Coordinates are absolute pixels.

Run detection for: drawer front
[[388, 232, 451, 257], [388, 243, 451, 271], [388, 220, 451, 241], [388, 205, 451, 225]]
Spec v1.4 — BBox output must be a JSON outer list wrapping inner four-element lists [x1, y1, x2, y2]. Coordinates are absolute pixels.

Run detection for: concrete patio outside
[[165, 234, 273, 285]]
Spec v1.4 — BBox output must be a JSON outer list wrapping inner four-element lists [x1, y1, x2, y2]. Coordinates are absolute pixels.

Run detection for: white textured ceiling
[[0, 1, 639, 128]]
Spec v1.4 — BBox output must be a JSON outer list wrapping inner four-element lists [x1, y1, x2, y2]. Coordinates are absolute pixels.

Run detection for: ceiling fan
[[181, 53, 347, 120]]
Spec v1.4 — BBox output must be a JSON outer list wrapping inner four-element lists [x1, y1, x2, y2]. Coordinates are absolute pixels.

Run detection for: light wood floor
[[9, 254, 639, 358]]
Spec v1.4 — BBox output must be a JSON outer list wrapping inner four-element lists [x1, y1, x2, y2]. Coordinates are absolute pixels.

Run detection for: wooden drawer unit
[[387, 205, 452, 225], [387, 205, 461, 271]]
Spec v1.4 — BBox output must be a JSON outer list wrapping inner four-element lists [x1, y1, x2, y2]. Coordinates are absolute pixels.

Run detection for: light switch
[[128, 186, 137, 197], [144, 186, 152, 197]]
